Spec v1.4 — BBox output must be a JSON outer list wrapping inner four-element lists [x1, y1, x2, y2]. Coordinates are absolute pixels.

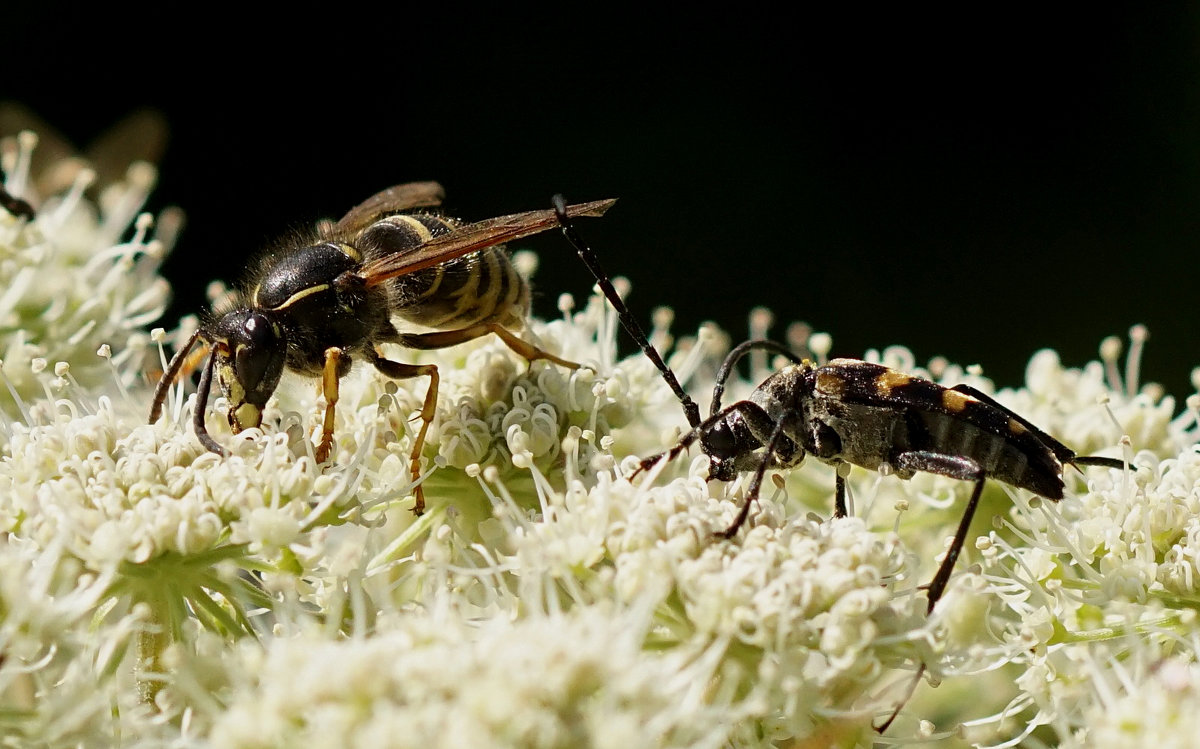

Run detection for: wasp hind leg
[[396, 324, 581, 370], [365, 350, 439, 516]]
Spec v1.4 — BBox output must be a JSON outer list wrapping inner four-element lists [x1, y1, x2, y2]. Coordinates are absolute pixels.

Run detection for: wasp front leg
[[368, 351, 439, 516]]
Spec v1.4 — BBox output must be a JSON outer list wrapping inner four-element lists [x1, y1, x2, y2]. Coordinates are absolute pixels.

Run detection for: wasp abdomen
[[361, 214, 529, 331]]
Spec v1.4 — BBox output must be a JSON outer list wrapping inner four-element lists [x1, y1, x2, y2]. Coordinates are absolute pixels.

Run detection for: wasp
[[552, 196, 1123, 610], [150, 183, 616, 513]]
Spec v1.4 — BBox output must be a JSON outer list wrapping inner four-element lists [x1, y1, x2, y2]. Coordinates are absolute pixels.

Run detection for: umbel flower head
[[5, 117, 1200, 747], [0, 129, 175, 408]]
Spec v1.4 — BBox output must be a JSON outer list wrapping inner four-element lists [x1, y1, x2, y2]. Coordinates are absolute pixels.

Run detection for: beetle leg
[[835, 470, 848, 518], [715, 416, 790, 539], [893, 451, 986, 614], [874, 451, 985, 734], [0, 185, 35, 221]]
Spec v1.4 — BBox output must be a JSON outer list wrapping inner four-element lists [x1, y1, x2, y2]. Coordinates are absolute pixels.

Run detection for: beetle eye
[[701, 421, 738, 460]]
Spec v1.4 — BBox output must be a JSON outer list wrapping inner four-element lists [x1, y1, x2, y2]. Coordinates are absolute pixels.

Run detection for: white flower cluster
[[205, 607, 736, 749], [0, 130, 173, 409], [9, 122, 1200, 747]]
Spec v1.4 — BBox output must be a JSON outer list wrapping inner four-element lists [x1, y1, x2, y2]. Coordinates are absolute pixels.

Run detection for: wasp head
[[211, 310, 286, 433]]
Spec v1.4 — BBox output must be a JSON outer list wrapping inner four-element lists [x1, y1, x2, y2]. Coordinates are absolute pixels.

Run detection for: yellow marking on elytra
[[942, 389, 974, 413], [270, 283, 330, 311], [816, 369, 846, 396], [1008, 418, 1027, 434], [875, 369, 914, 395]]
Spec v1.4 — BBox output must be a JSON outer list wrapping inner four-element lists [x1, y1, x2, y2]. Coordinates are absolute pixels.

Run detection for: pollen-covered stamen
[[5, 130, 37, 196], [93, 161, 157, 250], [1100, 335, 1123, 394], [748, 306, 774, 382], [808, 331, 833, 365], [649, 306, 674, 358], [1126, 324, 1149, 398]]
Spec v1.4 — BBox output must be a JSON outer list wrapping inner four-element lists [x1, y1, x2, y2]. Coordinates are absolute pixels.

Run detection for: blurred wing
[[356, 197, 617, 287], [332, 181, 446, 237], [86, 108, 169, 188], [0, 103, 168, 197], [0, 101, 75, 169]]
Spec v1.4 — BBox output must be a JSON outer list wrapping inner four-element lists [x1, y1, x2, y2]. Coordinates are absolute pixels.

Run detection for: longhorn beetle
[[552, 195, 1125, 730]]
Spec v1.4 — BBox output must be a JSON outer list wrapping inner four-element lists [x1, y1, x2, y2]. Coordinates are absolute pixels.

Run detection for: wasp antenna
[[148, 327, 205, 423], [191, 347, 227, 455], [552, 194, 701, 429]]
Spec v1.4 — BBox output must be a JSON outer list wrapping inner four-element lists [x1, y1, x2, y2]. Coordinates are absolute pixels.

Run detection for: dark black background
[[7, 6, 1200, 401]]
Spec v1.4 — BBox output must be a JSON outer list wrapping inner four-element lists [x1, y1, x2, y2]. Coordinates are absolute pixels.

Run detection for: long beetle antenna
[[709, 339, 804, 416], [552, 194, 701, 429]]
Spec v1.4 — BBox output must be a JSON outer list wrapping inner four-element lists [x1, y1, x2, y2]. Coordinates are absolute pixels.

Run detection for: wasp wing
[[355, 197, 617, 287], [331, 181, 447, 237]]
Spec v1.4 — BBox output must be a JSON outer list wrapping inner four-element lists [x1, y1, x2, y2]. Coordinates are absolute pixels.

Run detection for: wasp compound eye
[[211, 310, 286, 432], [234, 313, 283, 392]]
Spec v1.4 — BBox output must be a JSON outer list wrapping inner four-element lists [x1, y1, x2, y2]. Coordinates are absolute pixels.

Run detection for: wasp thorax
[[212, 310, 286, 432]]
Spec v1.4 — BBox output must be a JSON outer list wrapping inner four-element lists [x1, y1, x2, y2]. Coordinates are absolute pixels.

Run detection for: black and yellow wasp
[[150, 183, 615, 513]]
